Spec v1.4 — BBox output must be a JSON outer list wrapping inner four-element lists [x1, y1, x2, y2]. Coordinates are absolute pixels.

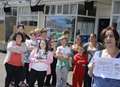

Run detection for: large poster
[[93, 58, 120, 80], [45, 16, 75, 40], [45, 16, 75, 30]]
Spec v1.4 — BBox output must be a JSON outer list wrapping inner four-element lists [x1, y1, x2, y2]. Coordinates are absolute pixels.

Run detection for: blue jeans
[[56, 67, 68, 87], [92, 76, 120, 87]]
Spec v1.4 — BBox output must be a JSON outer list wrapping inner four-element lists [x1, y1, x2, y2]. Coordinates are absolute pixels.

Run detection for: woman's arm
[[7, 41, 25, 53], [87, 51, 100, 77], [29, 49, 39, 63], [88, 63, 94, 77]]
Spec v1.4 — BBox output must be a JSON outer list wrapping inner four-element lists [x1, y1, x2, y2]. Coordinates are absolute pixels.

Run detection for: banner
[[93, 58, 120, 80]]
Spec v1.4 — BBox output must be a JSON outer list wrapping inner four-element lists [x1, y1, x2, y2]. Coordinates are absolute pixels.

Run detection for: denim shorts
[[92, 76, 120, 87]]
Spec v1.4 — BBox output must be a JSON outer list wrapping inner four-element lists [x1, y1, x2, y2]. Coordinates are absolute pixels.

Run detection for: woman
[[83, 33, 104, 87], [84, 33, 104, 62], [29, 40, 53, 87], [4, 32, 26, 87], [72, 47, 88, 87], [88, 26, 120, 87]]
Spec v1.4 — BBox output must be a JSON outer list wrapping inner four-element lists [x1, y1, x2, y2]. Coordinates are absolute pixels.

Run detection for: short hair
[[11, 32, 25, 42], [90, 33, 96, 38], [34, 28, 41, 33], [29, 30, 35, 36], [76, 34, 82, 39], [17, 24, 24, 29], [62, 30, 70, 35], [40, 28, 47, 33], [59, 35, 68, 40], [100, 26, 119, 45]]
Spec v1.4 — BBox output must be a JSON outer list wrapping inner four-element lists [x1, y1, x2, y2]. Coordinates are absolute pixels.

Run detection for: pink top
[[29, 48, 53, 75]]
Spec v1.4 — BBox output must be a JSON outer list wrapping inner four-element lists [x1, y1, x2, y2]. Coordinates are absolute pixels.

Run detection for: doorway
[[97, 18, 110, 42]]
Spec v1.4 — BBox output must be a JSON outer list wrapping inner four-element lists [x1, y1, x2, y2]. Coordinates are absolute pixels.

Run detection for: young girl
[[45, 38, 57, 87], [24, 30, 38, 85], [56, 35, 71, 87], [29, 40, 53, 87], [72, 47, 88, 87], [4, 32, 26, 87]]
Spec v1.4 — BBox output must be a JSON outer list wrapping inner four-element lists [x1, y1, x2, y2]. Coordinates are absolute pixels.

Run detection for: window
[[29, 21, 37, 26], [78, 3, 96, 16], [51, 5, 56, 14], [113, 1, 120, 14], [45, 5, 50, 14], [45, 16, 75, 41], [77, 17, 95, 35], [78, 4, 86, 15], [12, 7, 17, 16], [88, 6, 96, 16], [45, 4, 78, 15], [21, 21, 37, 26], [70, 4, 77, 14], [21, 21, 28, 25], [57, 5, 62, 14], [112, 16, 118, 23], [63, 4, 69, 14]]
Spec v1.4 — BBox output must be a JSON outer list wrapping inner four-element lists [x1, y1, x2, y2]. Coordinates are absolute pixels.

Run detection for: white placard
[[93, 58, 120, 80]]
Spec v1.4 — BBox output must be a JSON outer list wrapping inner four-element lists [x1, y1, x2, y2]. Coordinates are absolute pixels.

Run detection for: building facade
[[0, 0, 119, 51]]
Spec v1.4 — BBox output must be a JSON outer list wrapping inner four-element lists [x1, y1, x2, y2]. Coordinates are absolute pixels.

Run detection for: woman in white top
[[4, 32, 26, 87], [88, 26, 120, 87], [83, 33, 104, 87]]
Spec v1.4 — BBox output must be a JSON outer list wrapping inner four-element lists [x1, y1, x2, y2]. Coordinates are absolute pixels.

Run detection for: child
[[29, 40, 53, 87], [72, 47, 88, 87], [56, 35, 71, 87]]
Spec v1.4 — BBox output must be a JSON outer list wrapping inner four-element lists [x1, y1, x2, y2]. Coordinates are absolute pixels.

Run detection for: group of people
[[3, 24, 120, 87]]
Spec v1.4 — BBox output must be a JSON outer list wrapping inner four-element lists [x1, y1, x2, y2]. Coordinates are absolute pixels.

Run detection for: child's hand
[[77, 60, 84, 64], [77, 60, 81, 64], [65, 55, 70, 60]]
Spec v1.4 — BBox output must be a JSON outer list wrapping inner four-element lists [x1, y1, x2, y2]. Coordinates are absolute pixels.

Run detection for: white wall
[[96, 0, 112, 18], [94, 0, 112, 36]]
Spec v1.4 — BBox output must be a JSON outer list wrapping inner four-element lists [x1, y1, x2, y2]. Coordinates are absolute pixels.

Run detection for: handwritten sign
[[93, 58, 120, 80]]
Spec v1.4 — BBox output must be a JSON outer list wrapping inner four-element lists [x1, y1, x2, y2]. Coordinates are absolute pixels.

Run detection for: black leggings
[[29, 69, 46, 87], [5, 63, 24, 87], [84, 66, 92, 87], [45, 72, 56, 86], [24, 63, 30, 84]]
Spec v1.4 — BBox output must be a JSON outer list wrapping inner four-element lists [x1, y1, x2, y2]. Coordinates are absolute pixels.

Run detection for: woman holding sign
[[88, 26, 120, 87]]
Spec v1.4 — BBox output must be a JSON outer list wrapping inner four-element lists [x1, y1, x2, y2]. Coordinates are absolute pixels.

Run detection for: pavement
[[0, 52, 72, 87], [0, 52, 6, 87]]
